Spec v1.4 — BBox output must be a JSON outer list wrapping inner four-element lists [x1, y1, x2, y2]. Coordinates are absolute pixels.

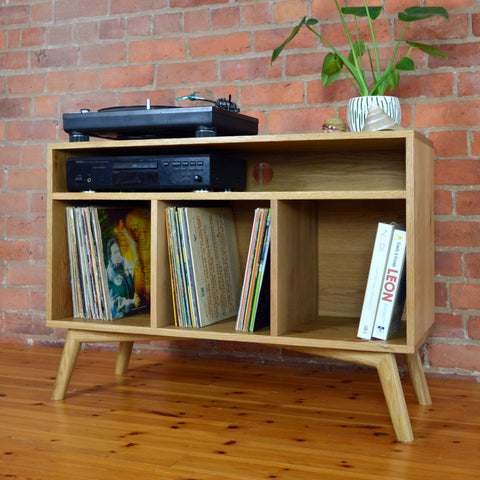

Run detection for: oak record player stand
[[47, 131, 435, 442]]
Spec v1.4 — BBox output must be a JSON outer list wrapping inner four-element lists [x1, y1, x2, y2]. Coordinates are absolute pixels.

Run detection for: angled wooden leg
[[405, 351, 432, 405], [286, 347, 415, 442], [376, 353, 414, 442], [115, 341, 134, 375], [52, 330, 83, 401]]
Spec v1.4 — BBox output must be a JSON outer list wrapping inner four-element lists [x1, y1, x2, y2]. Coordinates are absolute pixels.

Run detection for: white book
[[372, 228, 407, 341], [357, 222, 395, 340]]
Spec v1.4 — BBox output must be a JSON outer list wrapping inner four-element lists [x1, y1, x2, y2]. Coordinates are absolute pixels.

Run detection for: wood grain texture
[[1, 343, 479, 480]]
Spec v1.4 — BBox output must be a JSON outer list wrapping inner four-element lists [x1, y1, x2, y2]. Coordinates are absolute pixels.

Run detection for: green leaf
[[398, 6, 449, 22], [341, 6, 383, 20], [394, 57, 415, 71], [348, 40, 366, 64], [387, 70, 400, 91], [406, 40, 448, 59], [322, 52, 343, 87], [271, 17, 310, 63]]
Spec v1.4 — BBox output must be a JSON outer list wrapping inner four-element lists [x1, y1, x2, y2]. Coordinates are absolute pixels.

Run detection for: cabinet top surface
[[49, 130, 430, 152]]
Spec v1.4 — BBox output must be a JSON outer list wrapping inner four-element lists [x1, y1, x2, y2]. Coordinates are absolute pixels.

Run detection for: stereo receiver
[[66, 154, 246, 192]]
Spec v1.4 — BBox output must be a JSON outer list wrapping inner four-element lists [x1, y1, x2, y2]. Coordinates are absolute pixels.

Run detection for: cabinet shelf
[[46, 131, 434, 441]]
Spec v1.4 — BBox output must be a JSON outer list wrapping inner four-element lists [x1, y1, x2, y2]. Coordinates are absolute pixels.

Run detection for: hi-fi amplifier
[[66, 154, 246, 191]]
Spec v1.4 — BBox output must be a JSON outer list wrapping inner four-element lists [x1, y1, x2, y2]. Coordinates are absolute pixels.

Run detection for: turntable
[[63, 93, 259, 142]]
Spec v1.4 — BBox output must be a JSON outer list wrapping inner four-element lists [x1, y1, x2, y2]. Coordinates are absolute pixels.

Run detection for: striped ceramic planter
[[347, 96, 401, 132]]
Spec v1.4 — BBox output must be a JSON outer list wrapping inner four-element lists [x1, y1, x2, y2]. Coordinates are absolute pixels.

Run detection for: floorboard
[[0, 343, 479, 480]]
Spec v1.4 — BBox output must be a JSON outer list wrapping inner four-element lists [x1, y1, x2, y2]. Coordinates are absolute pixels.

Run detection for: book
[[371, 228, 407, 341], [166, 206, 242, 328], [357, 222, 395, 340], [236, 208, 271, 332], [66, 206, 151, 320]]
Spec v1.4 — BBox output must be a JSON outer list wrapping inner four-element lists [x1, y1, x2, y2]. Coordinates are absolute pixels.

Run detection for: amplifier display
[[66, 154, 246, 192]]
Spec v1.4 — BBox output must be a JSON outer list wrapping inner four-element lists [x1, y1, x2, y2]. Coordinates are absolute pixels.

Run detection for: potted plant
[[271, 1, 449, 131]]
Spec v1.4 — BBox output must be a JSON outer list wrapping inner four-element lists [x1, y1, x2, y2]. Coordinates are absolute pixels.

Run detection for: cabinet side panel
[[406, 138, 435, 347], [271, 200, 318, 336], [47, 201, 73, 320], [151, 201, 174, 328]]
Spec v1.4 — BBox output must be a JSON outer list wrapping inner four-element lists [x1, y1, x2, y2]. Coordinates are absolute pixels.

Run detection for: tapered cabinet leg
[[405, 351, 432, 405], [52, 330, 82, 401], [377, 353, 414, 442], [115, 341, 134, 375]]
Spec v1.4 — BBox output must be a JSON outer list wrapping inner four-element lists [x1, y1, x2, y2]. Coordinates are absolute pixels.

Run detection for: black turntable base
[[63, 104, 259, 142]]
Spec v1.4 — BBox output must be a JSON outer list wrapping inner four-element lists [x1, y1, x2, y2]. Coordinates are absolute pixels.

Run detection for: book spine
[[372, 229, 407, 341], [357, 222, 395, 340]]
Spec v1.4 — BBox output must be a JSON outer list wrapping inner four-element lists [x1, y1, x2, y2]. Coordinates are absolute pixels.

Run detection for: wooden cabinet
[[47, 131, 434, 442]]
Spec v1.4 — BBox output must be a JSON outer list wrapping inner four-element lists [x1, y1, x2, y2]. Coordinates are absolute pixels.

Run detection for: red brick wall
[[1, 0, 479, 380]]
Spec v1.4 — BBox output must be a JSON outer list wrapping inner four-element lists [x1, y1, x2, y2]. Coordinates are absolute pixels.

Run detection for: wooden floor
[[1, 343, 479, 480]]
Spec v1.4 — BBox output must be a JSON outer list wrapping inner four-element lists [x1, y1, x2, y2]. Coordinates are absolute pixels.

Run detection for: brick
[[307, 77, 353, 104], [0, 30, 6, 49], [474, 12, 480, 36], [184, 9, 210, 33], [32, 2, 53, 23], [153, 13, 182, 35], [417, 100, 480, 128], [0, 5, 29, 27], [46, 69, 99, 92], [0, 240, 30, 261], [7, 29, 20, 49], [30, 238, 47, 262], [242, 82, 304, 106], [32, 47, 78, 69], [395, 73, 453, 100], [457, 191, 480, 216], [30, 289, 46, 313], [429, 43, 480, 69], [35, 95, 60, 117], [59, 91, 117, 117], [435, 250, 462, 277], [429, 131, 468, 158], [467, 317, 480, 340], [47, 24, 72, 46], [0, 98, 30, 118], [31, 192, 47, 214], [434, 189, 453, 215], [7, 263, 45, 288], [0, 192, 30, 214], [0, 146, 21, 166], [397, 13, 463, 42], [435, 159, 480, 186], [268, 106, 335, 134], [435, 221, 480, 248], [156, 61, 217, 87], [8, 168, 46, 190], [273, 0, 308, 25], [21, 145, 47, 168], [110, 0, 167, 15], [6, 215, 46, 239], [435, 281, 447, 307], [459, 72, 480, 97], [0, 288, 29, 311], [80, 43, 127, 65], [118, 89, 176, 107], [429, 343, 480, 372], [101, 65, 155, 89], [451, 283, 480, 309], [6, 120, 57, 142], [242, 3, 272, 26], [5, 51, 28, 70], [323, 18, 392, 47], [22, 27, 46, 47], [127, 16, 152, 37], [189, 32, 251, 57], [171, 0, 228, 7], [221, 57, 282, 83], [464, 253, 480, 278], [99, 18, 125, 40], [473, 132, 480, 157], [212, 6, 240, 29], [54, 0, 108, 21], [3, 313, 52, 336], [74, 21, 99, 43], [431, 314, 465, 339], [129, 38, 186, 63]]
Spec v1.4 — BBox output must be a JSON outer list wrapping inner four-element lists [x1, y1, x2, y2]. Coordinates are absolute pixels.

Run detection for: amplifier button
[[194, 175, 202, 183]]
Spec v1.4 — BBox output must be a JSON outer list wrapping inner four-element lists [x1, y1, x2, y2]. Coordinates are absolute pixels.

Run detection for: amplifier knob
[[194, 174, 202, 183]]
